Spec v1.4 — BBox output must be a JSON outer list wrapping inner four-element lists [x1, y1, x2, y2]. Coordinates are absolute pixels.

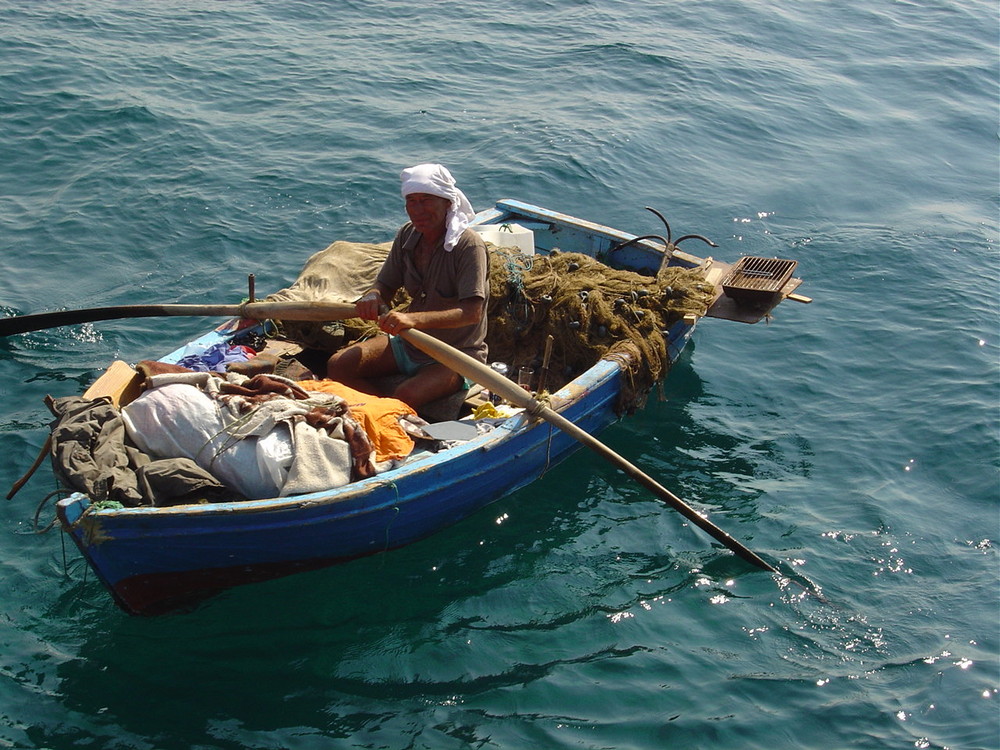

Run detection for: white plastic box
[[473, 223, 534, 255]]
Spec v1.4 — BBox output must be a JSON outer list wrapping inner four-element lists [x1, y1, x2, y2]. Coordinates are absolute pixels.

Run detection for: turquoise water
[[1, 1, 997, 748]]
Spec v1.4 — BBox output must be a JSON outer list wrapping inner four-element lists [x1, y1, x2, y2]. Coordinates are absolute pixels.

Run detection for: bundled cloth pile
[[46, 363, 421, 507]]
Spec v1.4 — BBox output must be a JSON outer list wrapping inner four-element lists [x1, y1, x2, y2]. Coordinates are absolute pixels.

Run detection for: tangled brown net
[[483, 246, 713, 412]]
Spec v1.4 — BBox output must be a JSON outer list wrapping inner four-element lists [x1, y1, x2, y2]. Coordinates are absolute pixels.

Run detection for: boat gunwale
[[488, 198, 708, 269]]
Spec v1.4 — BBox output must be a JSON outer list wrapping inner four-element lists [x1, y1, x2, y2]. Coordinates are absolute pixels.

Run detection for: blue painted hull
[[56, 200, 702, 614]]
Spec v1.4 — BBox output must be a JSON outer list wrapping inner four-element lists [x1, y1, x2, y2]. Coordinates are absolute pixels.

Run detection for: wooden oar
[[3, 298, 774, 570], [0, 301, 359, 338], [401, 327, 778, 573]]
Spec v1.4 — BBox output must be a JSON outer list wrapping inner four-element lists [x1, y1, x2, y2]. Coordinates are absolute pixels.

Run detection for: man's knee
[[326, 347, 359, 379], [394, 369, 461, 407]]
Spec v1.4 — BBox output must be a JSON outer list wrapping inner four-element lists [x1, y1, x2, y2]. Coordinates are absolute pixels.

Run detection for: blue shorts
[[389, 334, 425, 376], [389, 335, 472, 390]]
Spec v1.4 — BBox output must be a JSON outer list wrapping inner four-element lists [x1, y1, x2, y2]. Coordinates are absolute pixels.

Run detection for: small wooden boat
[[50, 199, 806, 614]]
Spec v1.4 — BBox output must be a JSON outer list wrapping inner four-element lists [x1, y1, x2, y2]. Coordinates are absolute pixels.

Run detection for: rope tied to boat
[[32, 489, 66, 534], [493, 246, 533, 296], [523, 394, 550, 421], [382, 481, 402, 556]]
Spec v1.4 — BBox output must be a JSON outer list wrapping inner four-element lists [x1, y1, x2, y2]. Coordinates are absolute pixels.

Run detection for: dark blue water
[[1, 2, 997, 748]]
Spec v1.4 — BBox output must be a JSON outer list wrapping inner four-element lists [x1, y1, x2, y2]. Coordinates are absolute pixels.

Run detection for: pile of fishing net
[[483, 247, 714, 411]]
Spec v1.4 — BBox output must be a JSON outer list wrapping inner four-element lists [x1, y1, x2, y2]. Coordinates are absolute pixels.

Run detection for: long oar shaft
[[0, 301, 359, 337], [400, 327, 777, 572]]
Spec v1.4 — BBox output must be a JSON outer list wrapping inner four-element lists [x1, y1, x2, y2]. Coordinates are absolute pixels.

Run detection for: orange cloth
[[299, 380, 416, 462]]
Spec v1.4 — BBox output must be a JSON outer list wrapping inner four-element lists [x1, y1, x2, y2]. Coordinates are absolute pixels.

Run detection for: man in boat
[[325, 163, 489, 408]]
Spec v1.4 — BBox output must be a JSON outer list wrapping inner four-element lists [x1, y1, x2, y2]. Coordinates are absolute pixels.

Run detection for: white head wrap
[[400, 163, 475, 252]]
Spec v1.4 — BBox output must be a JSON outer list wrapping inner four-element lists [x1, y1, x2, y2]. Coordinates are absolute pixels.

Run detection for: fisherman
[[325, 163, 489, 408]]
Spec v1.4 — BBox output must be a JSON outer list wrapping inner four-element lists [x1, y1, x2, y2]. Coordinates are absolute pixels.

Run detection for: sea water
[[0, 2, 997, 748]]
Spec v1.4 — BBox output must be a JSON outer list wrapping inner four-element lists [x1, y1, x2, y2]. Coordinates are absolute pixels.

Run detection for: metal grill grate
[[721, 256, 798, 307]]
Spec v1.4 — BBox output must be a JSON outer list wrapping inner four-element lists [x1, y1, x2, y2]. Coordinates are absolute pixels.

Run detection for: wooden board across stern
[[702, 258, 808, 324]]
